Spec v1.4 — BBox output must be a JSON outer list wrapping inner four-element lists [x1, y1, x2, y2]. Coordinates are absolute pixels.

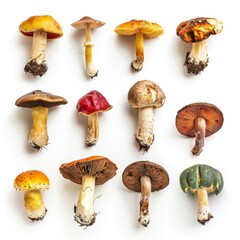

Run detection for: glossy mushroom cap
[[19, 15, 63, 39], [71, 16, 105, 29]]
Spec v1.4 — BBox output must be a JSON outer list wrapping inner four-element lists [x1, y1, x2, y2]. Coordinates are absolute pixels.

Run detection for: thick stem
[[86, 112, 99, 146], [75, 175, 96, 226], [131, 32, 144, 71]]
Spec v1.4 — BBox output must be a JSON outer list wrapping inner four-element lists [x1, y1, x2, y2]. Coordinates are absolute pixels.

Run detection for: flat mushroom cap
[[19, 15, 63, 39], [176, 17, 223, 43], [59, 156, 118, 185], [176, 102, 224, 137], [128, 80, 165, 109], [122, 161, 169, 192], [15, 90, 68, 108], [14, 170, 50, 191], [115, 19, 164, 38], [71, 16, 105, 29]]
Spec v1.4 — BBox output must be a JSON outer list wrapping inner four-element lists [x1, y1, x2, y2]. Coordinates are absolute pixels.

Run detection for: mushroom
[[71, 16, 105, 78], [19, 15, 63, 77], [175, 102, 224, 156], [176, 17, 223, 75], [122, 160, 169, 227], [128, 80, 165, 152], [15, 90, 67, 151], [59, 155, 118, 227], [14, 170, 50, 221], [180, 164, 224, 225], [76, 90, 112, 146], [114, 19, 164, 71]]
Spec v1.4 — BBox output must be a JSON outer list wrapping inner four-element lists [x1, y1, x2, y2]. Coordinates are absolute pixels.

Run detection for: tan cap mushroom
[[115, 19, 164, 71], [19, 15, 63, 77], [71, 16, 105, 78], [122, 160, 169, 227], [15, 90, 67, 151], [14, 170, 50, 221], [59, 155, 118, 227], [176, 102, 224, 156], [128, 80, 165, 152]]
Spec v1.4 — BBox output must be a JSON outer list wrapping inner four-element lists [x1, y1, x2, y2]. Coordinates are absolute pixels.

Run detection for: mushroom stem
[[86, 112, 99, 146], [132, 32, 144, 71], [138, 175, 151, 227], [197, 188, 213, 224], [75, 175, 96, 226], [28, 106, 49, 151], [192, 117, 206, 156]]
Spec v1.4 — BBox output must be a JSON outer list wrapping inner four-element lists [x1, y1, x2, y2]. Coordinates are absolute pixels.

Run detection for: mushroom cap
[[15, 90, 68, 108], [14, 170, 50, 191], [19, 15, 63, 39], [71, 16, 105, 29], [176, 17, 223, 43], [59, 156, 118, 185], [115, 19, 164, 38], [76, 90, 112, 115], [122, 160, 169, 192], [128, 80, 165, 109], [176, 102, 224, 137]]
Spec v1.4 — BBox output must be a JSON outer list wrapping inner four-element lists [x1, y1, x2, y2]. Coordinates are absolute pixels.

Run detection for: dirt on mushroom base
[[24, 59, 48, 77]]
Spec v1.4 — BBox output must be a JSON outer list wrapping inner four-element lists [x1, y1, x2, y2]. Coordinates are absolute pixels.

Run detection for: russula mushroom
[[76, 90, 112, 146], [59, 155, 118, 227], [180, 164, 224, 225], [128, 80, 165, 152], [122, 160, 169, 227], [19, 15, 63, 77], [175, 102, 224, 156], [15, 90, 67, 150], [115, 19, 164, 71], [14, 170, 50, 221], [176, 17, 223, 75], [71, 16, 105, 78]]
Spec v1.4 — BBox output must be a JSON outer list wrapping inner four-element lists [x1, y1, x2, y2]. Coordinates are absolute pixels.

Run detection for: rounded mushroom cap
[[14, 170, 50, 191], [122, 160, 169, 192], [128, 80, 165, 109], [71, 16, 105, 29], [15, 90, 68, 108], [76, 90, 112, 115], [19, 15, 63, 39], [176, 17, 223, 43], [59, 156, 118, 185], [176, 102, 224, 137], [115, 19, 164, 38]]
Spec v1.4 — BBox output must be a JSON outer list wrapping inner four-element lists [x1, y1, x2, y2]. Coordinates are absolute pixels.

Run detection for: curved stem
[[131, 32, 144, 71], [86, 112, 99, 146]]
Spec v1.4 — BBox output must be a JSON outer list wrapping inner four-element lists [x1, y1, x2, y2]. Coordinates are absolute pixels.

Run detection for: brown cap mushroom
[[14, 170, 50, 221], [15, 90, 67, 151], [176, 102, 224, 156], [59, 155, 118, 227], [71, 16, 105, 78], [19, 15, 63, 77], [128, 80, 165, 152], [176, 17, 223, 75], [122, 160, 169, 227], [115, 19, 164, 71]]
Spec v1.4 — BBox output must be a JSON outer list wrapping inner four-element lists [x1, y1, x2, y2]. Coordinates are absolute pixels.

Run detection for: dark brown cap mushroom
[[122, 160, 169, 227]]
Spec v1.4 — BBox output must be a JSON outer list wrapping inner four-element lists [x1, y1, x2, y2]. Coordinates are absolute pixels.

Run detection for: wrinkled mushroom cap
[[19, 15, 63, 39], [128, 80, 165, 109], [59, 156, 118, 185], [71, 16, 105, 29], [176, 102, 224, 137], [122, 160, 169, 192], [176, 17, 223, 43]]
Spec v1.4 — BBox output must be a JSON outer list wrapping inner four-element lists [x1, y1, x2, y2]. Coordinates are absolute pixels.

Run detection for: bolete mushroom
[[71, 16, 105, 78], [176, 17, 223, 75], [59, 155, 118, 227], [76, 90, 112, 146], [122, 160, 169, 227], [180, 164, 224, 225], [19, 15, 63, 77], [114, 19, 164, 71], [14, 170, 50, 221], [128, 80, 165, 152], [175, 102, 224, 156], [15, 90, 67, 151]]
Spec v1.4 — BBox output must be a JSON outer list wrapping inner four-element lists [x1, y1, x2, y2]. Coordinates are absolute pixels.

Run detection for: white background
[[1, 0, 237, 239]]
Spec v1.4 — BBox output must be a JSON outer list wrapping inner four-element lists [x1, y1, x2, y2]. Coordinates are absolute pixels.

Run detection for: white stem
[[86, 112, 99, 146], [188, 40, 208, 64]]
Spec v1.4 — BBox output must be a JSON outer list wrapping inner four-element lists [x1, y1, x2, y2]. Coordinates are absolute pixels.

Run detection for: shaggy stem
[[86, 112, 99, 146], [131, 32, 144, 71]]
